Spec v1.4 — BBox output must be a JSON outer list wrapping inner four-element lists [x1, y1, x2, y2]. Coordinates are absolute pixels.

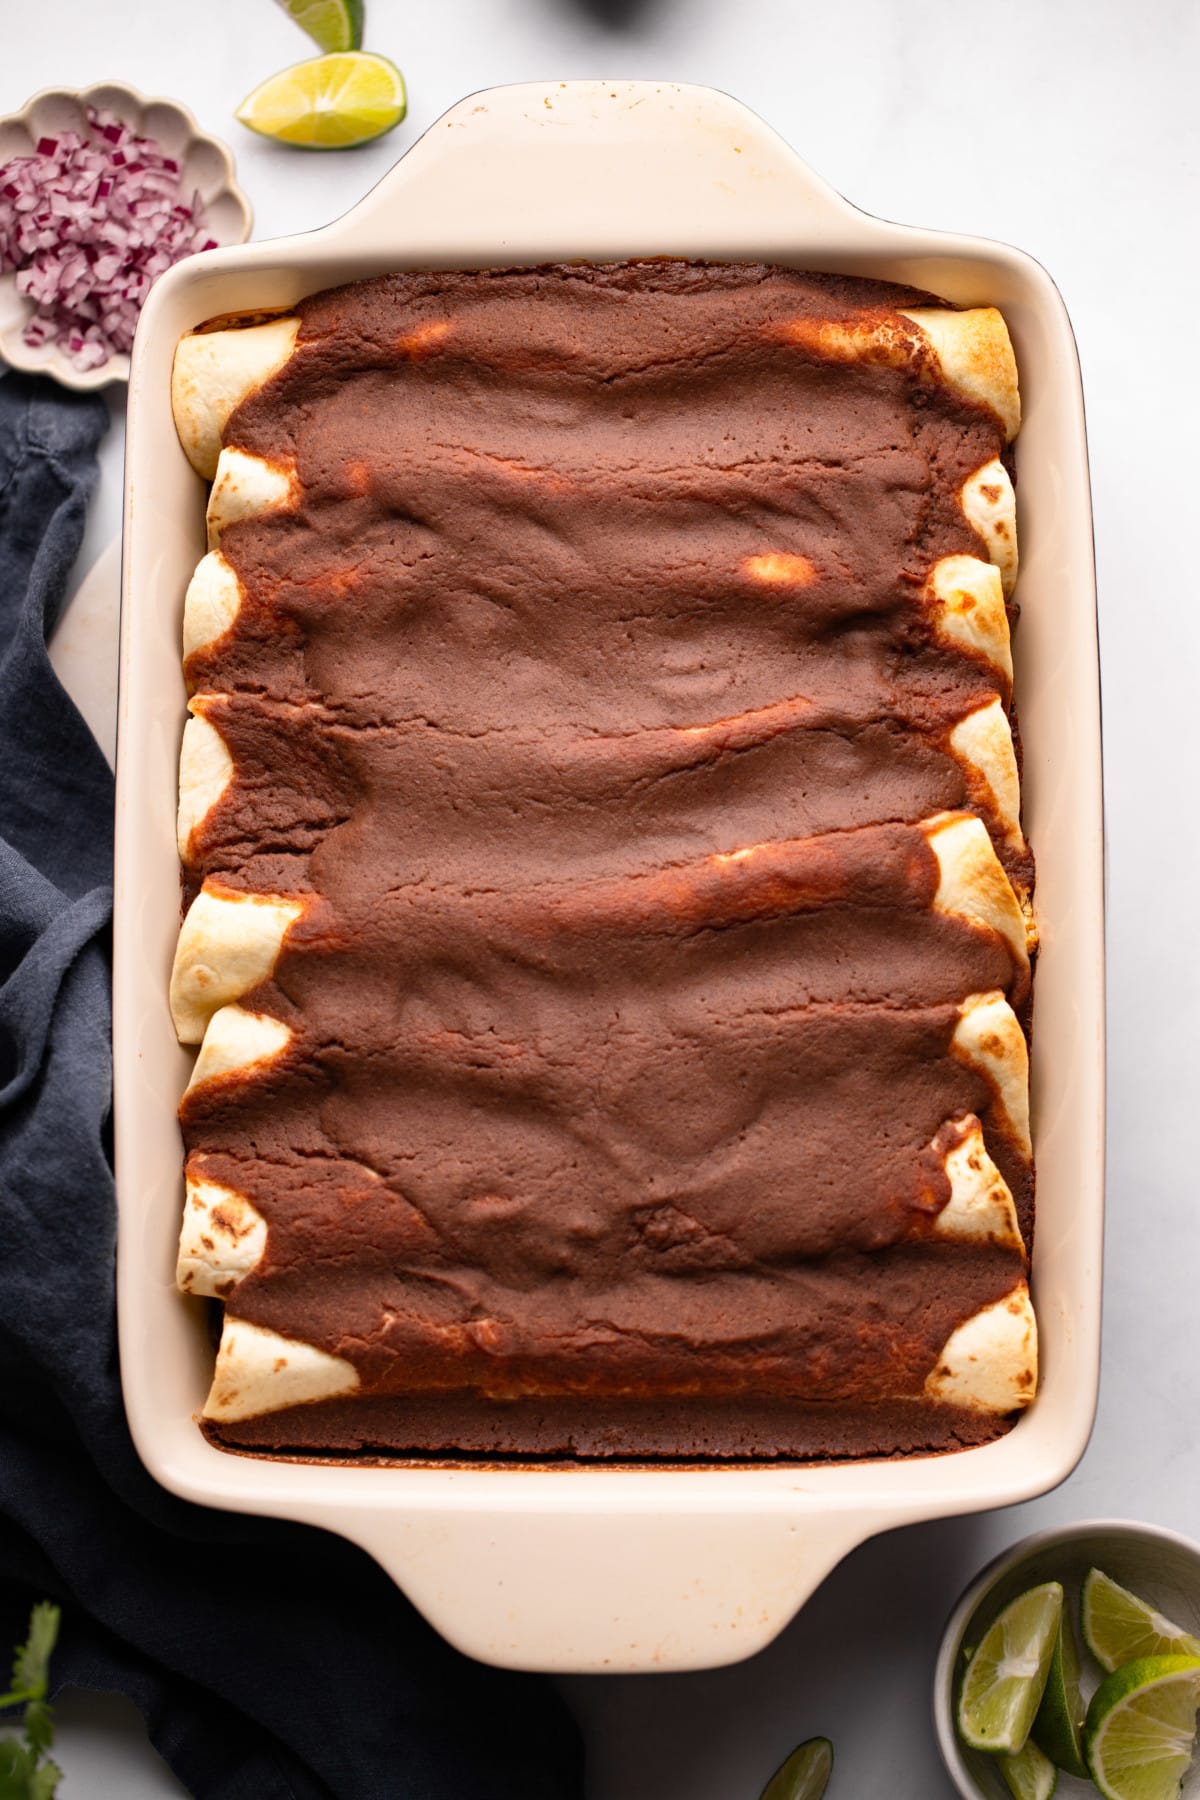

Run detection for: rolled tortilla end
[[206, 447, 297, 549], [900, 306, 1021, 442], [172, 317, 301, 479], [202, 1318, 359, 1422], [924, 1282, 1037, 1413], [171, 885, 305, 1043], [953, 991, 1031, 1159], [934, 1117, 1024, 1252], [777, 306, 1019, 443], [178, 1170, 268, 1297], [177, 709, 234, 864], [924, 812, 1029, 969], [925, 555, 1012, 684], [948, 698, 1024, 850], [961, 458, 1018, 595], [187, 1004, 293, 1090], [184, 551, 244, 661]]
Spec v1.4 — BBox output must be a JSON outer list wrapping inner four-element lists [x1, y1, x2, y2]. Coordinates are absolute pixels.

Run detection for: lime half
[[1032, 1607, 1088, 1777], [760, 1736, 833, 1800], [273, 0, 363, 52], [1083, 1568, 1200, 1675], [237, 52, 406, 149], [998, 1736, 1058, 1800], [957, 1582, 1063, 1754], [1084, 1654, 1200, 1800]]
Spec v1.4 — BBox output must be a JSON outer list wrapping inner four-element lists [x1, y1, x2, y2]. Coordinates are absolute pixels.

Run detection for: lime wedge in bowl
[[957, 1581, 1063, 1754], [1083, 1568, 1200, 1675], [1031, 1607, 1088, 1777], [759, 1736, 833, 1800], [273, 0, 363, 51], [998, 1736, 1058, 1800], [237, 52, 405, 149], [1084, 1654, 1200, 1800]]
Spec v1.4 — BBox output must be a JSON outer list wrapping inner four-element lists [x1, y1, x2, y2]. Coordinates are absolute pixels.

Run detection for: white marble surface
[[7, 0, 1199, 1792]]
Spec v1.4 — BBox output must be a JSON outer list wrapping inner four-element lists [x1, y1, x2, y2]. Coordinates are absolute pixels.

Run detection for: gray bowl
[[934, 1520, 1200, 1799]]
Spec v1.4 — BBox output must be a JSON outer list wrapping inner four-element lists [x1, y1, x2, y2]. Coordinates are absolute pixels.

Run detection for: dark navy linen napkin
[[0, 371, 583, 1800]]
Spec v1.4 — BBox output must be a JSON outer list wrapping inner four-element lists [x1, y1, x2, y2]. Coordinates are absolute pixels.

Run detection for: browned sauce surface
[[186, 262, 1032, 1460]]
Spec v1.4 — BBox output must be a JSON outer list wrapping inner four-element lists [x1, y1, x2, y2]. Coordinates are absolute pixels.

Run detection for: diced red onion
[[0, 105, 219, 370]]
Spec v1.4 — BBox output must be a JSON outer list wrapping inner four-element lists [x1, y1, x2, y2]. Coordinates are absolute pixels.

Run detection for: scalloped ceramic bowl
[[0, 81, 251, 389], [935, 1521, 1200, 1799]]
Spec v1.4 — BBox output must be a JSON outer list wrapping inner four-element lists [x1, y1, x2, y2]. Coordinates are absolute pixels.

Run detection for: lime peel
[[1032, 1608, 1088, 1778], [1082, 1567, 1200, 1675], [957, 1581, 1063, 1755], [237, 52, 406, 150], [998, 1735, 1058, 1800], [1084, 1654, 1200, 1800], [273, 0, 364, 53], [759, 1736, 833, 1800]]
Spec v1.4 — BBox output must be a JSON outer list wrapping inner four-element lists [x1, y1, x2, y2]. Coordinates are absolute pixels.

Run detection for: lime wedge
[[1084, 1654, 1200, 1800], [273, 0, 363, 52], [998, 1737, 1058, 1800], [237, 52, 406, 149], [760, 1736, 833, 1800], [957, 1582, 1063, 1754], [1082, 1568, 1200, 1674], [1032, 1607, 1088, 1777]]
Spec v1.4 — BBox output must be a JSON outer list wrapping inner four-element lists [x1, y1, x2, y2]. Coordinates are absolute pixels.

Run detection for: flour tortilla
[[924, 812, 1029, 967], [177, 1169, 268, 1298], [924, 1282, 1037, 1413], [186, 1004, 293, 1091], [961, 458, 1018, 595], [925, 555, 1012, 683], [934, 1117, 1024, 1252], [183, 551, 244, 661], [206, 447, 298, 550], [168, 814, 1024, 1039], [953, 990, 1031, 1158], [176, 1108, 1024, 1318], [900, 307, 1020, 442], [948, 698, 1024, 851], [177, 708, 234, 865], [170, 884, 305, 1044], [779, 305, 1020, 441], [202, 1318, 359, 1423], [172, 317, 301, 479]]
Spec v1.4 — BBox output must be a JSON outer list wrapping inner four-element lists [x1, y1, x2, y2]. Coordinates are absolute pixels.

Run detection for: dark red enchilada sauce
[[182, 262, 1033, 1460]]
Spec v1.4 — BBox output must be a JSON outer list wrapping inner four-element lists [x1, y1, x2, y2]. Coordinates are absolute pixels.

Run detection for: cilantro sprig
[[0, 1604, 62, 1797]]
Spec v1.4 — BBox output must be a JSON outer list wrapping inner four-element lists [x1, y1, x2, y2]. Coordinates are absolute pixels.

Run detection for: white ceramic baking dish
[[114, 79, 1104, 1675]]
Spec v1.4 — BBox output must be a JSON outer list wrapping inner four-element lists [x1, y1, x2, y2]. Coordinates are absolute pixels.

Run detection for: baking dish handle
[[328, 79, 870, 263], [333, 1494, 892, 1674]]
